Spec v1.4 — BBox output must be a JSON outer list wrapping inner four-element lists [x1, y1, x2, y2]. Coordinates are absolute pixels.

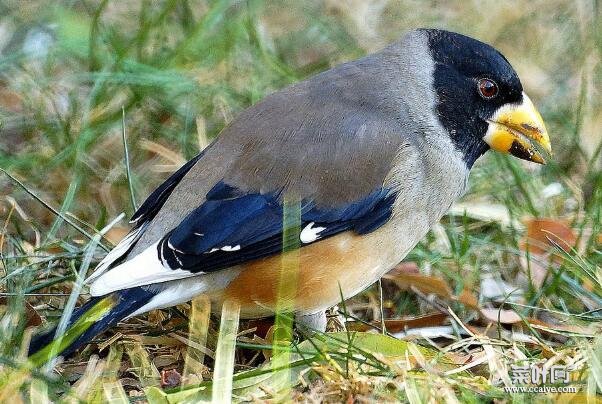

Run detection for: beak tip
[[485, 92, 552, 165]]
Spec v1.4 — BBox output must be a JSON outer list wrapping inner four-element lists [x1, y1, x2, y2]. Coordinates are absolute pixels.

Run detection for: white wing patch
[[88, 241, 197, 296], [86, 223, 148, 283], [220, 245, 241, 251], [300, 222, 326, 244], [206, 244, 241, 254]]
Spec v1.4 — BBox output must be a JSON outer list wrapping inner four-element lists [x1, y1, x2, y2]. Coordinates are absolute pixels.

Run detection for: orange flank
[[215, 231, 388, 318]]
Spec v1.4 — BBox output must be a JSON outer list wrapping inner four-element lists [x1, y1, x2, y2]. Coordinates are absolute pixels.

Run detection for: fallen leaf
[[0, 297, 42, 327], [518, 218, 578, 288], [0, 88, 23, 113], [60, 362, 90, 383], [347, 312, 449, 332], [384, 271, 452, 298], [522, 218, 577, 255], [388, 261, 420, 275], [457, 288, 480, 310], [385, 265, 480, 310], [526, 317, 598, 337], [130, 335, 183, 347], [518, 254, 548, 288], [120, 377, 142, 389], [480, 308, 522, 324]]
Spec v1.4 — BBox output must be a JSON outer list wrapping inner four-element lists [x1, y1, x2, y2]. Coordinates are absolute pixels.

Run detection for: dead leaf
[[347, 312, 449, 332], [393, 325, 469, 339], [60, 362, 90, 383], [119, 377, 141, 389], [384, 271, 452, 298], [385, 265, 480, 310], [388, 261, 420, 275], [480, 307, 522, 324], [526, 317, 598, 337], [522, 218, 577, 255], [450, 201, 520, 229], [457, 289, 480, 310], [518, 254, 548, 288], [582, 278, 595, 292], [518, 218, 578, 288], [129, 335, 183, 347], [0, 297, 42, 327]]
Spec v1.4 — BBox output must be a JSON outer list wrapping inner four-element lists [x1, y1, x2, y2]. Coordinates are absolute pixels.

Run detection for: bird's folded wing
[[158, 182, 396, 271], [88, 49, 416, 296], [88, 182, 396, 295]]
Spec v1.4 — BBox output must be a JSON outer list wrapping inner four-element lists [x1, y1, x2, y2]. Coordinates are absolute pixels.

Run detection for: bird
[[29, 28, 551, 361]]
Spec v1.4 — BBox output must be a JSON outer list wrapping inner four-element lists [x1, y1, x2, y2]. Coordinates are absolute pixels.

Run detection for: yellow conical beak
[[483, 92, 551, 164]]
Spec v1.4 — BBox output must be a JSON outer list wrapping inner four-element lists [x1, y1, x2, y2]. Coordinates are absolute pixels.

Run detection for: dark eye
[[477, 78, 499, 99]]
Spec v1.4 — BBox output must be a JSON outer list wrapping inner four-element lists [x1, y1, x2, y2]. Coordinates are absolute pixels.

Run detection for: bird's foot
[[326, 305, 346, 332]]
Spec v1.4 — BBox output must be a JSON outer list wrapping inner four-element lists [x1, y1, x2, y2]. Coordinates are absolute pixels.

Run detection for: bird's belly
[[211, 221, 425, 318]]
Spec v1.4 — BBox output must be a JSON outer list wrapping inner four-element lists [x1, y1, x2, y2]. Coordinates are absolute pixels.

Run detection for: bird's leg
[[294, 310, 327, 333], [294, 307, 348, 335]]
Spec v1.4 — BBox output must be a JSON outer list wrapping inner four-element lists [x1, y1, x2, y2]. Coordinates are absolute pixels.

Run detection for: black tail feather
[[28, 287, 157, 360]]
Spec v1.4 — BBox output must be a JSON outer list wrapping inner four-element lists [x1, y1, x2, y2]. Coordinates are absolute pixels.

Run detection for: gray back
[[128, 30, 436, 256]]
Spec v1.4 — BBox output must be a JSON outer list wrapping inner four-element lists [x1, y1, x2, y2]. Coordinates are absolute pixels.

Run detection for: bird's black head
[[421, 29, 549, 168]]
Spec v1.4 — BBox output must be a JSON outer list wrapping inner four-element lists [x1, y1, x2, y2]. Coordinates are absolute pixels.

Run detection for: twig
[[410, 285, 449, 314]]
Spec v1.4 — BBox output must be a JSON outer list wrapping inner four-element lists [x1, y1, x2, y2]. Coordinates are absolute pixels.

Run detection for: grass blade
[[211, 299, 240, 404], [121, 106, 137, 212], [0, 168, 110, 252], [183, 294, 211, 384]]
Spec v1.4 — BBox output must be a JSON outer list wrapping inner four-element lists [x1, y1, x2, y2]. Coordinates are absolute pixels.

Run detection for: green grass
[[0, 0, 601, 402]]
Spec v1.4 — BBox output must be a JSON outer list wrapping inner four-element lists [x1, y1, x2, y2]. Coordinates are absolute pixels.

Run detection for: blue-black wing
[[158, 181, 396, 273]]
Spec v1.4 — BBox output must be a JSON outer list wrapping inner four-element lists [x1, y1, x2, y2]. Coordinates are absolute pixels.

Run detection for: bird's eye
[[477, 78, 499, 99]]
